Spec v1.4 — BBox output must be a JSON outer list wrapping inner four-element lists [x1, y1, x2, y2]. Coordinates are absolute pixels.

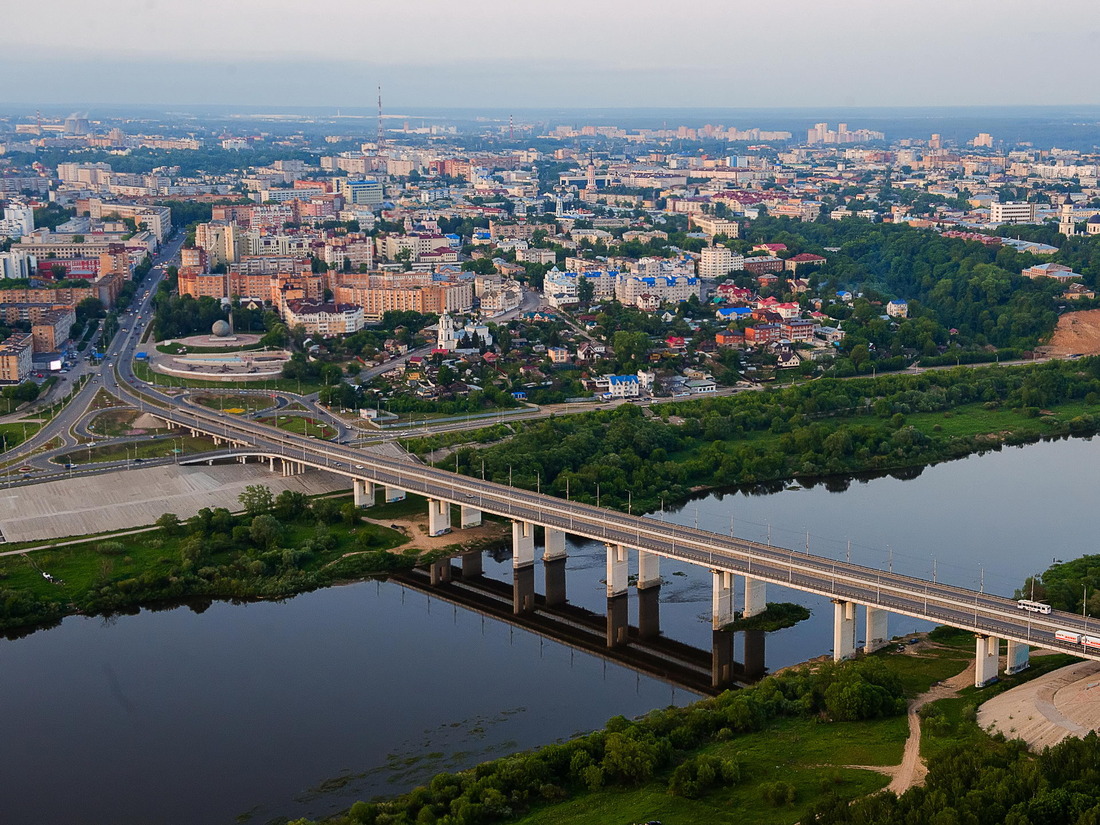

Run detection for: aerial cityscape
[[3, 2, 1100, 824]]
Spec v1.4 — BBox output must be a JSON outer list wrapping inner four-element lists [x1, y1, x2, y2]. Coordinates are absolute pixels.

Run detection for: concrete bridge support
[[460, 505, 482, 528], [1006, 639, 1030, 675], [833, 600, 858, 661], [712, 570, 735, 630], [744, 576, 766, 618], [429, 559, 452, 586], [864, 606, 889, 653], [743, 629, 767, 679], [606, 543, 628, 598], [638, 583, 660, 640], [385, 485, 406, 503], [544, 557, 567, 606], [976, 635, 1000, 687], [512, 520, 535, 568], [712, 629, 734, 689], [637, 550, 661, 591], [543, 528, 567, 561], [428, 499, 451, 537], [513, 563, 536, 615], [606, 594, 629, 648], [461, 551, 483, 578], [353, 479, 376, 507]]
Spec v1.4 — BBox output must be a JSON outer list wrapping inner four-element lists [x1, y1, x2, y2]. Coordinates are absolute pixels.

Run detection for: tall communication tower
[[377, 85, 384, 150]]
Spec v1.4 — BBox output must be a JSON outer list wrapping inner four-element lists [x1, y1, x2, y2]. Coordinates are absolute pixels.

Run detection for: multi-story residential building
[[689, 214, 740, 239], [78, 200, 172, 241], [615, 274, 701, 308], [517, 247, 556, 265], [331, 280, 474, 320], [0, 203, 34, 238], [699, 245, 745, 278], [0, 333, 33, 384], [282, 300, 365, 335], [542, 268, 618, 307], [989, 201, 1037, 225], [0, 249, 37, 279], [30, 308, 75, 352]]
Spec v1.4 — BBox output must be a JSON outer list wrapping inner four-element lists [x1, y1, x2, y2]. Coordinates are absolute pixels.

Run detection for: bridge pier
[[833, 600, 858, 661], [513, 563, 536, 615], [459, 505, 482, 528], [638, 582, 660, 640], [606, 594, 629, 648], [543, 528, 567, 561], [712, 629, 734, 688], [606, 543, 628, 598], [712, 570, 735, 630], [385, 485, 406, 503], [637, 550, 660, 591], [744, 576, 766, 618], [353, 479, 376, 507], [512, 520, 535, 568], [461, 551, 483, 578], [743, 628, 767, 679], [429, 558, 453, 586], [428, 499, 451, 537], [544, 556, 567, 606], [975, 634, 1000, 687], [864, 606, 889, 654], [1006, 639, 1030, 675]]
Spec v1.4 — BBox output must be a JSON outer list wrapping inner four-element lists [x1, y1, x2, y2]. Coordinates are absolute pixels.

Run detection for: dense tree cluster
[[807, 733, 1100, 825], [458, 359, 1100, 514]]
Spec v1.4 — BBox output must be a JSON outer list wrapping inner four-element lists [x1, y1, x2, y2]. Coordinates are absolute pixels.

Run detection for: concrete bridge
[[168, 416, 1095, 691]]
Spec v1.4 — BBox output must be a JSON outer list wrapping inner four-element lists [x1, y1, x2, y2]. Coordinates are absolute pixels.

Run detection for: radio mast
[[377, 85, 384, 150]]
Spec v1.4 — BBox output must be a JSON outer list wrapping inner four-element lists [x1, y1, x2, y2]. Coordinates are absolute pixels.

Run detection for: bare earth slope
[[1045, 309, 1100, 356]]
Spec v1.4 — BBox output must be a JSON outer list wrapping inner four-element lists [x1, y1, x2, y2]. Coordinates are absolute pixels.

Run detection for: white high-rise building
[[699, 245, 745, 278], [0, 203, 34, 238]]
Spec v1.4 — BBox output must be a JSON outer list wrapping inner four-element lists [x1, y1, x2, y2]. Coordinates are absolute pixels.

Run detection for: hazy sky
[[4, 0, 1100, 109]]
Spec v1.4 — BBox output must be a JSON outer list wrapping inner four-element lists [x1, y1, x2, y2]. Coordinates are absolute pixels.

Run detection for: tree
[[249, 514, 282, 549], [155, 512, 183, 536], [577, 275, 595, 304], [238, 484, 274, 516]]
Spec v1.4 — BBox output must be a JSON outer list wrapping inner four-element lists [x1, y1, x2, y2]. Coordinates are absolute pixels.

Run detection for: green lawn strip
[[193, 393, 277, 413], [131, 360, 327, 394], [0, 421, 43, 450], [157, 342, 264, 354], [257, 415, 336, 439], [86, 409, 164, 438], [57, 434, 218, 464]]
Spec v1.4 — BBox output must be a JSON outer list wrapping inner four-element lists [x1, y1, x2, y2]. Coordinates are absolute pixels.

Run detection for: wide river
[[0, 435, 1095, 823]]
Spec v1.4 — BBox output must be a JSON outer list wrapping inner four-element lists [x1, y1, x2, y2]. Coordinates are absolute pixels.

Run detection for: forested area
[[456, 359, 1100, 514], [1020, 554, 1100, 616], [806, 733, 1100, 825], [735, 216, 1062, 351]]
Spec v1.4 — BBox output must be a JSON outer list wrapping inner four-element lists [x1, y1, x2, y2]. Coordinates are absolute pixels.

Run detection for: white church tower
[[437, 311, 457, 351]]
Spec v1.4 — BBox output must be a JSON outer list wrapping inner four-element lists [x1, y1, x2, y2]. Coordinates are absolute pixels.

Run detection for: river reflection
[[1, 434, 1097, 823]]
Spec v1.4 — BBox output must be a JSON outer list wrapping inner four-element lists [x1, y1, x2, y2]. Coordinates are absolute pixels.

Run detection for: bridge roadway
[[107, 312, 1098, 682]]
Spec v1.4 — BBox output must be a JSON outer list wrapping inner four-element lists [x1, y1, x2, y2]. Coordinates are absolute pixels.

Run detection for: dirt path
[[884, 659, 976, 793], [359, 513, 509, 552]]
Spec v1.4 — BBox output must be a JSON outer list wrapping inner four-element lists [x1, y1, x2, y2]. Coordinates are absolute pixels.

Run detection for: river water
[[0, 435, 1095, 823]]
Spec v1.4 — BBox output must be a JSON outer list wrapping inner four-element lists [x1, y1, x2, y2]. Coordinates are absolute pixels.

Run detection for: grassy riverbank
[[0, 489, 501, 635], [281, 628, 1086, 825]]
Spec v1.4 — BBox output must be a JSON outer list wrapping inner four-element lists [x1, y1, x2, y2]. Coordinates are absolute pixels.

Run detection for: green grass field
[[257, 415, 336, 439], [57, 434, 218, 464], [132, 360, 327, 395], [193, 393, 277, 413]]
